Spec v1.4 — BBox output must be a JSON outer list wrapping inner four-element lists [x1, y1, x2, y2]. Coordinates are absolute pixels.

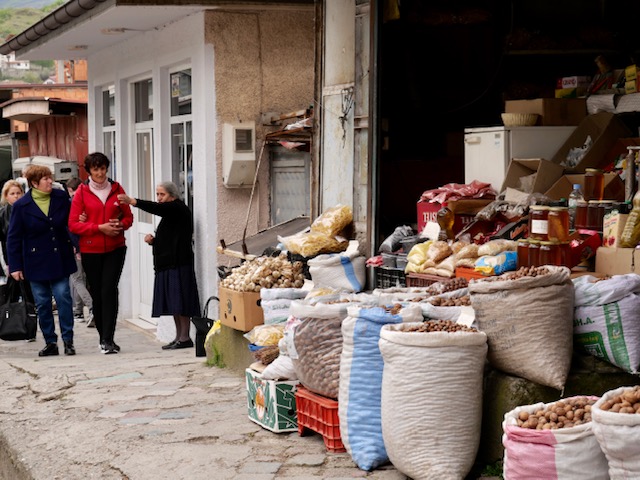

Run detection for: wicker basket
[[501, 112, 539, 126]]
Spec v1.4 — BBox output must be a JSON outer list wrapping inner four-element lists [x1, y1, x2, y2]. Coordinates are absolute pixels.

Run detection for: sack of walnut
[[288, 300, 352, 399], [379, 321, 487, 480], [339, 303, 423, 471], [592, 385, 640, 479], [502, 396, 607, 480], [469, 265, 575, 390]]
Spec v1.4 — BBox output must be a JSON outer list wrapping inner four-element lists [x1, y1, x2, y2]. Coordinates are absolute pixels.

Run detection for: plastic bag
[[279, 230, 348, 257], [243, 324, 285, 346], [378, 225, 414, 253], [310, 204, 353, 237], [475, 251, 518, 275]]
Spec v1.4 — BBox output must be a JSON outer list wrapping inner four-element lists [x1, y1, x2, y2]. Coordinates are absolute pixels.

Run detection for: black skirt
[[151, 264, 201, 317]]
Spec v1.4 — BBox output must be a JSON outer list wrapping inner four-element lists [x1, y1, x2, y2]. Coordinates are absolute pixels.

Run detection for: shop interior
[[377, 0, 640, 241]]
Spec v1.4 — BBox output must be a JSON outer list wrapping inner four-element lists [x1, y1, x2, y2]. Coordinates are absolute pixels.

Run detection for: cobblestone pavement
[[0, 318, 410, 480]]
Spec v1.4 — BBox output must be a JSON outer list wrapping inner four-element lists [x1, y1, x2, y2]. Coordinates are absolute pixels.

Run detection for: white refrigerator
[[464, 126, 575, 192]]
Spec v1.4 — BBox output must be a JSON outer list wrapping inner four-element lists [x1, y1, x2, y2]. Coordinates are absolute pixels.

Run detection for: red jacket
[[68, 181, 133, 254]]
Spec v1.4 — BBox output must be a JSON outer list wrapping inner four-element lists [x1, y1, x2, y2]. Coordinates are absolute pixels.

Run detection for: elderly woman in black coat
[[118, 181, 200, 350]]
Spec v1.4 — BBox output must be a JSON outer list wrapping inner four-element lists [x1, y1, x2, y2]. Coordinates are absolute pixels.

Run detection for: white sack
[[502, 397, 608, 480], [469, 266, 574, 390], [379, 322, 487, 480], [573, 274, 640, 373], [339, 304, 422, 471], [592, 386, 640, 479]]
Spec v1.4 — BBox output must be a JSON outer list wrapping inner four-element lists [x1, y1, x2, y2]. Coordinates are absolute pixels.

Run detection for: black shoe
[[165, 339, 194, 350], [161, 340, 178, 350], [112, 342, 121, 352], [39, 343, 59, 357], [102, 342, 118, 354], [64, 341, 76, 356]]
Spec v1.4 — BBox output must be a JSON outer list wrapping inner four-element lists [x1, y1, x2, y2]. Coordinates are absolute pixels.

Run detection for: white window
[[169, 68, 192, 210]]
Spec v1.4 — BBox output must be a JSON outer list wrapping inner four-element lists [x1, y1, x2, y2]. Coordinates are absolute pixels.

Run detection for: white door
[[134, 129, 155, 322]]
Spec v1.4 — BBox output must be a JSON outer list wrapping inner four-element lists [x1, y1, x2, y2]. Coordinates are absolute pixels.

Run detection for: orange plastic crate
[[295, 386, 346, 453], [455, 266, 489, 281]]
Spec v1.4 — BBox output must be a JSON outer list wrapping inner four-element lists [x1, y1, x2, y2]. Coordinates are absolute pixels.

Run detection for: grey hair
[[158, 181, 181, 200]]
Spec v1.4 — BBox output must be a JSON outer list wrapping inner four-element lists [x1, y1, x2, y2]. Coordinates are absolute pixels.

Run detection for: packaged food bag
[[573, 274, 640, 373], [339, 303, 422, 471], [592, 385, 640, 479], [380, 321, 487, 480], [469, 265, 574, 390], [503, 396, 608, 480]]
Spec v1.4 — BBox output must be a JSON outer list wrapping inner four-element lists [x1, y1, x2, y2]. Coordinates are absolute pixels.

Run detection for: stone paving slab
[[0, 319, 413, 480]]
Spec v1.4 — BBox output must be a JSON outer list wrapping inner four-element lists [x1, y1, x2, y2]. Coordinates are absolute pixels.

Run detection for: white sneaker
[[86, 313, 95, 328]]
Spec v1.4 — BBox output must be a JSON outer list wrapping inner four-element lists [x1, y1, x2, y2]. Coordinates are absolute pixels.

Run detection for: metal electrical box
[[222, 121, 256, 188], [12, 156, 79, 183]]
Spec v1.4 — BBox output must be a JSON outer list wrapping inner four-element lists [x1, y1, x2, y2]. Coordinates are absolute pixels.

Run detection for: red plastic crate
[[405, 272, 450, 287], [295, 386, 346, 453]]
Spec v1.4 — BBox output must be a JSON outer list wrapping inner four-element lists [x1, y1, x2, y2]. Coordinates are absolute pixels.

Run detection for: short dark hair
[[66, 176, 82, 191], [84, 152, 110, 174], [25, 165, 53, 188]]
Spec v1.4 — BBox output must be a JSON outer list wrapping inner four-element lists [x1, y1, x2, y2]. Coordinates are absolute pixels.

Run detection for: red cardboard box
[[417, 199, 489, 234], [569, 229, 602, 268]]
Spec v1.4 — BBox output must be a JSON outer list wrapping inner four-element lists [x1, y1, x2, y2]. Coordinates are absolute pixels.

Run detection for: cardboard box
[[246, 368, 298, 433], [602, 212, 629, 248], [505, 98, 587, 126], [545, 173, 626, 202], [595, 246, 640, 275], [501, 158, 565, 194], [417, 200, 477, 234], [625, 64, 637, 81], [560, 76, 592, 89], [555, 87, 587, 99], [570, 229, 602, 268], [551, 112, 633, 173], [219, 286, 264, 332]]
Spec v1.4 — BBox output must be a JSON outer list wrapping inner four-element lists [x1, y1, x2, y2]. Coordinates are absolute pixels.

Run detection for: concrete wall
[[205, 9, 314, 268]]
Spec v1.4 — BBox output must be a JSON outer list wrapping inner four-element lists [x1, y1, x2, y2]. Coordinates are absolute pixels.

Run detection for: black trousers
[[81, 247, 126, 345]]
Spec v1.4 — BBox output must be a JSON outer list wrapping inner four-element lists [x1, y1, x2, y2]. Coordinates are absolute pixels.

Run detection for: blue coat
[[7, 188, 77, 282]]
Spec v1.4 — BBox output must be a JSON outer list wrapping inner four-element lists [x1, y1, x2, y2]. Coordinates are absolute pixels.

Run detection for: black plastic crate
[[375, 267, 406, 288]]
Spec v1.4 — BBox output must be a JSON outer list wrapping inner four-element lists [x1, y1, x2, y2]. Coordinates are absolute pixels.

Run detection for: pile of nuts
[[480, 266, 551, 282], [599, 386, 640, 414], [428, 295, 471, 307], [220, 253, 305, 292], [430, 277, 469, 295], [399, 320, 478, 333], [516, 397, 596, 429]]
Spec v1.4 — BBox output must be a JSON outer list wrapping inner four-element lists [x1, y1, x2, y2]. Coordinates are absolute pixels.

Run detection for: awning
[[0, 97, 87, 122]]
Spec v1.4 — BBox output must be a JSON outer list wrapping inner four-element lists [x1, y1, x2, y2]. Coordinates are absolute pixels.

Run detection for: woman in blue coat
[[7, 165, 77, 357]]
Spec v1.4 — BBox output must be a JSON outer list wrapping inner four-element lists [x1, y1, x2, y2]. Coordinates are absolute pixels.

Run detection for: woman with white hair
[[118, 181, 200, 350]]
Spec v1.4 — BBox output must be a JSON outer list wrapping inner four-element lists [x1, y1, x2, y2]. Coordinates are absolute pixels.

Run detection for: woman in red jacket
[[69, 152, 133, 354]]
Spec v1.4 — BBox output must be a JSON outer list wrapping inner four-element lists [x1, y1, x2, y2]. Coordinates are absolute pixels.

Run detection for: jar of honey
[[528, 239, 540, 267], [584, 168, 605, 201], [587, 200, 602, 230], [548, 206, 570, 242], [557, 242, 571, 267], [528, 205, 550, 241], [575, 200, 588, 230], [517, 239, 529, 269], [539, 241, 559, 266]]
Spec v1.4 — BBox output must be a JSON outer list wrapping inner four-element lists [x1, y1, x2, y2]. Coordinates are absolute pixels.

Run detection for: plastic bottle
[[437, 202, 454, 240], [620, 190, 640, 247], [568, 184, 585, 230]]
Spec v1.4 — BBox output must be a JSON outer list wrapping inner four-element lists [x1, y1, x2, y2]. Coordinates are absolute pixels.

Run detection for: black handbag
[[190, 296, 218, 357], [0, 280, 37, 341]]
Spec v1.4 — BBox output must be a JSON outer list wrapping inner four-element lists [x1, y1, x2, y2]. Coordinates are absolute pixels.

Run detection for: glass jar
[[528, 239, 540, 267], [584, 168, 605, 201], [587, 200, 602, 230], [575, 200, 588, 230], [539, 241, 559, 266], [548, 206, 570, 242], [557, 242, 571, 267], [517, 239, 529, 269], [528, 205, 549, 241]]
